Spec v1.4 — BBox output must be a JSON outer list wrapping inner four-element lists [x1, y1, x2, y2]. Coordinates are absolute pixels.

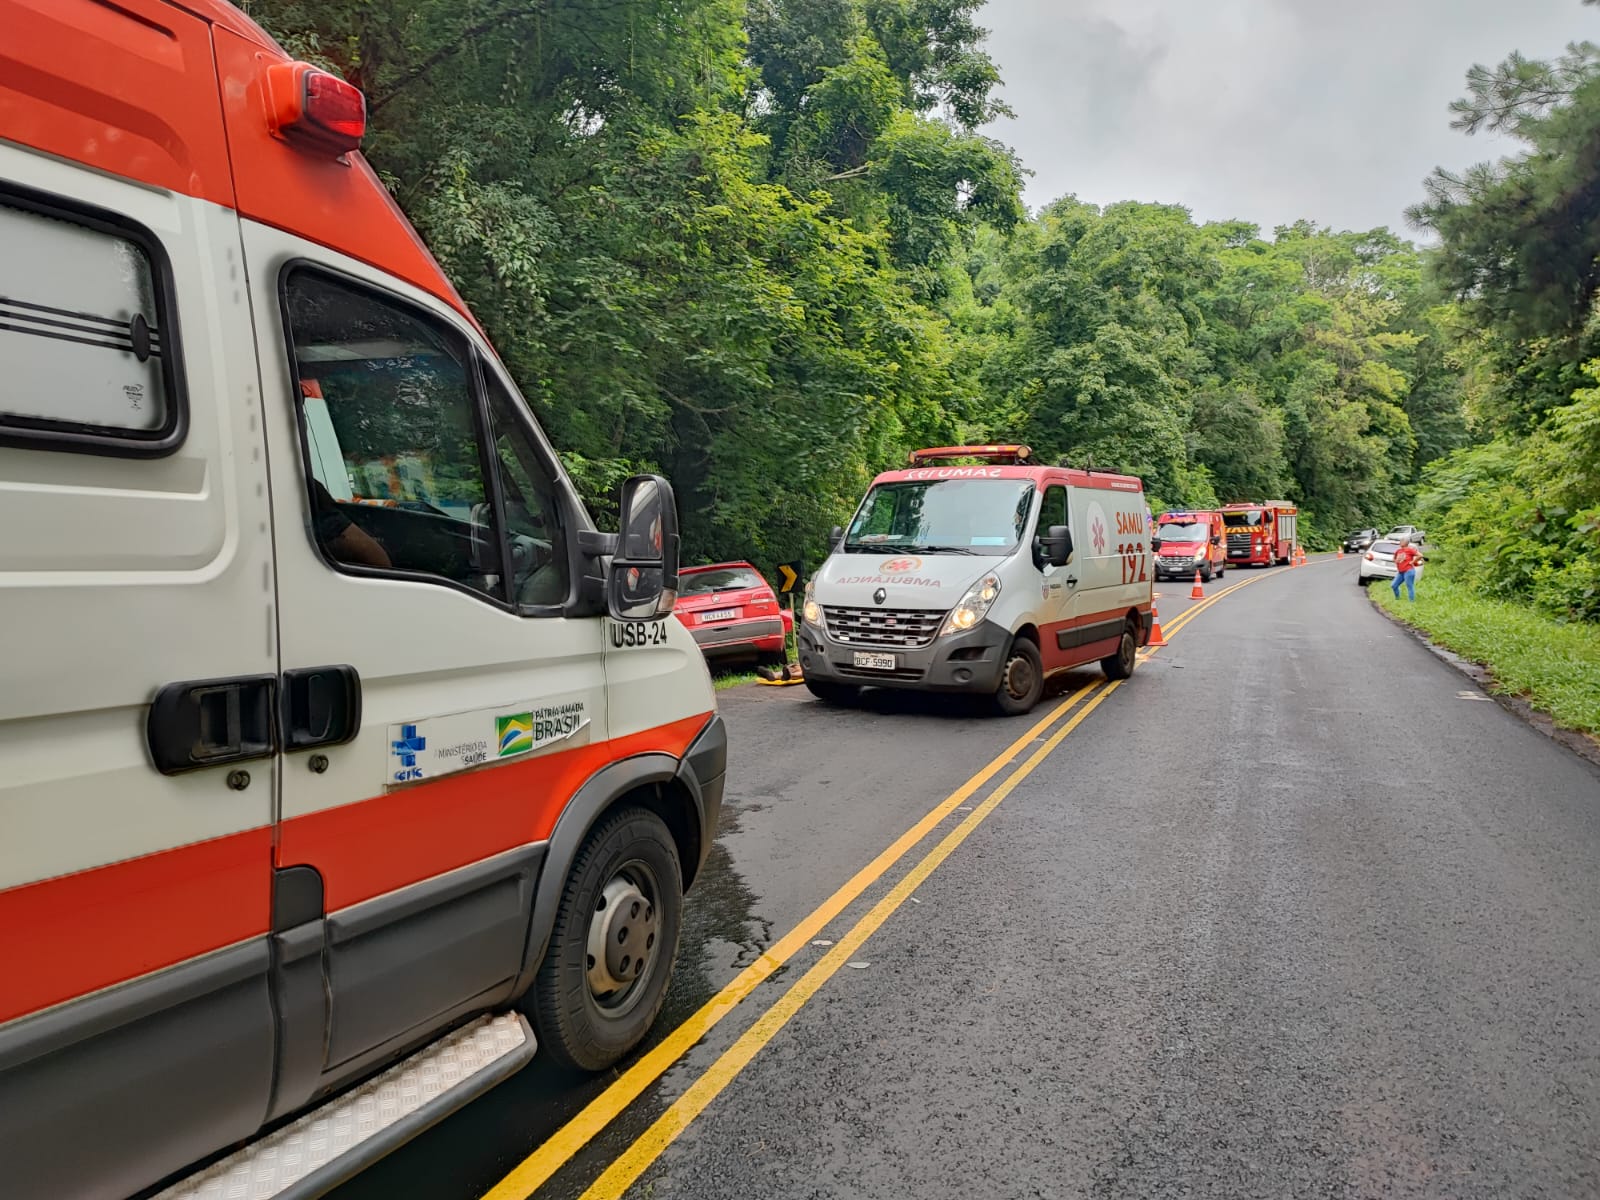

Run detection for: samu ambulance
[[798, 445, 1154, 714], [0, 3, 726, 1198]]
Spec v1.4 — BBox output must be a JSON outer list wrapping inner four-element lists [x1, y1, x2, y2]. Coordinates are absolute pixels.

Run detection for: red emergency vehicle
[[1221, 502, 1298, 567], [1152, 510, 1227, 581]]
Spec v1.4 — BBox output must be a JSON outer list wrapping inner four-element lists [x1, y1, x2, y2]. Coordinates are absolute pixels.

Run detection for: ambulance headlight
[[940, 573, 1002, 637], [1193, 549, 1206, 563], [803, 580, 822, 626]]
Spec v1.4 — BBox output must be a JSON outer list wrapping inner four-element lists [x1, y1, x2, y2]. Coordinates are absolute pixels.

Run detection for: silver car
[[1357, 539, 1424, 586]]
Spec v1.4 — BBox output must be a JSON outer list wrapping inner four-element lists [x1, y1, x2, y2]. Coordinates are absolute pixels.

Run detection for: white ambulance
[[0, 4, 725, 1198], [799, 445, 1154, 713]]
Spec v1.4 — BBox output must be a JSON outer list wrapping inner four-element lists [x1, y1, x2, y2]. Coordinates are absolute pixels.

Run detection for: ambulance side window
[[0, 191, 184, 454], [282, 269, 505, 601], [1039, 486, 1068, 533], [483, 370, 571, 610]]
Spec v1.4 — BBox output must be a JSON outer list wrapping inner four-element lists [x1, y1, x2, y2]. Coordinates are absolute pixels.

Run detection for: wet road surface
[[332, 560, 1600, 1200]]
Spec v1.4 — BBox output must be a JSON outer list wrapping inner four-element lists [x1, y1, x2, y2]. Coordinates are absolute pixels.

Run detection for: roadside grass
[[1371, 572, 1600, 735], [712, 668, 760, 692]]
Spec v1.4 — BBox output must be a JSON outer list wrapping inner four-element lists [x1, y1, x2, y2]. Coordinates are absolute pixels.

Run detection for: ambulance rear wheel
[[993, 637, 1044, 715], [528, 806, 682, 1072], [1101, 622, 1138, 681]]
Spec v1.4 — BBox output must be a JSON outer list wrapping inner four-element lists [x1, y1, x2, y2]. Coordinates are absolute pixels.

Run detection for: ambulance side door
[[1064, 484, 1142, 665], [1034, 479, 1078, 672], [249, 241, 608, 1104]]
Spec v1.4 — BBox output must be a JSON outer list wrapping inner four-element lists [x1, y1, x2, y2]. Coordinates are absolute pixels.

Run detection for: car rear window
[[1372, 541, 1399, 554], [682, 567, 764, 594]]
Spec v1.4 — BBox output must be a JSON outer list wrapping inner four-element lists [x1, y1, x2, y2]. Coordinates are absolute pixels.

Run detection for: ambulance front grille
[[824, 605, 943, 649]]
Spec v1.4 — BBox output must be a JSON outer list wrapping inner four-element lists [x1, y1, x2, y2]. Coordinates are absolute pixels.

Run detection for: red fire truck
[[1221, 502, 1298, 567]]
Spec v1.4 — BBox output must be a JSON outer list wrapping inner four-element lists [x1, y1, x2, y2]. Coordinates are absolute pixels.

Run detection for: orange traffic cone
[[1337, 546, 1345, 559], [1148, 605, 1168, 647], [1190, 570, 1205, 600], [1298, 546, 1308, 566]]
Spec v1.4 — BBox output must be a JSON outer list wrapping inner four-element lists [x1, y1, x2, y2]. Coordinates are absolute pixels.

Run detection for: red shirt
[[1394, 545, 1421, 573]]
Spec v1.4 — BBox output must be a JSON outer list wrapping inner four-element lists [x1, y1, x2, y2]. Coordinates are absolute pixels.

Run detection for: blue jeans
[[1392, 568, 1416, 600]]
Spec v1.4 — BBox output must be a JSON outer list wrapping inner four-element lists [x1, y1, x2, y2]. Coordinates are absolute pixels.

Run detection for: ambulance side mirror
[[1040, 524, 1073, 567], [828, 525, 844, 551], [1151, 536, 1163, 552], [607, 474, 680, 623]]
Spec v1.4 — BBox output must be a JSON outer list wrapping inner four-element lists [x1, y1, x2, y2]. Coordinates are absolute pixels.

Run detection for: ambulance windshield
[[845, 479, 1035, 554], [1157, 522, 1207, 542]]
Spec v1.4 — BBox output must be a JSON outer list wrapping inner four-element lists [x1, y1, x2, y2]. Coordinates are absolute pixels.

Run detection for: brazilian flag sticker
[[496, 713, 533, 757]]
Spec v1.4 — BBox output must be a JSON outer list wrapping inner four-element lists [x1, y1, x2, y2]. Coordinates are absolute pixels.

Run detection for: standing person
[[1392, 535, 1421, 601]]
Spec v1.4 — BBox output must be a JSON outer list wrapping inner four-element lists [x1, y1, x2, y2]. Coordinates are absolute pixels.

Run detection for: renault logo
[[873, 587, 887, 605]]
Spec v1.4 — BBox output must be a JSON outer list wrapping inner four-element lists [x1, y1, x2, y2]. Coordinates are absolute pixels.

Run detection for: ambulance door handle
[[1065, 574, 1078, 587], [281, 665, 363, 752], [146, 675, 276, 776]]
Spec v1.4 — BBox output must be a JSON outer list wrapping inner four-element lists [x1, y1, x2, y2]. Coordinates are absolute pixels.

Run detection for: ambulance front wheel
[[528, 806, 683, 1072], [993, 636, 1044, 715], [1101, 622, 1138, 681], [805, 679, 861, 705]]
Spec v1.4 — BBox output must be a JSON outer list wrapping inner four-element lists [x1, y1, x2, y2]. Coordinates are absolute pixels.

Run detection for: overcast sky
[[978, 0, 1591, 237]]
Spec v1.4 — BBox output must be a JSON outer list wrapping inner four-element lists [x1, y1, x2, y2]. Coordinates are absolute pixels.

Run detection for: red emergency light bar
[[908, 444, 1033, 466], [266, 62, 367, 155]]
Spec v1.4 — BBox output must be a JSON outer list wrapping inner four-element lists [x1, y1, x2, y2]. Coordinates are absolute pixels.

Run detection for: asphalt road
[[333, 559, 1600, 1200]]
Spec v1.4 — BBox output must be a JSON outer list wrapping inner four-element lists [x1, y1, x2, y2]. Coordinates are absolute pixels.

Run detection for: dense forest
[[250, 0, 1600, 620]]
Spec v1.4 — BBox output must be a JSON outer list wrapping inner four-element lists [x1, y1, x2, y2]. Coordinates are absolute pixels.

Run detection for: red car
[[675, 562, 793, 664]]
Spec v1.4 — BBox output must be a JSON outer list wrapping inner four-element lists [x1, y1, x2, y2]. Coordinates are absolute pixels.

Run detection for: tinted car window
[[1371, 541, 1399, 554], [1039, 486, 1068, 531]]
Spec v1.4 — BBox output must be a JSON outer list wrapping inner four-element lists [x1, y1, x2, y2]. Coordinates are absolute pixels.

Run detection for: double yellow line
[[483, 573, 1261, 1200], [1148, 571, 1257, 645]]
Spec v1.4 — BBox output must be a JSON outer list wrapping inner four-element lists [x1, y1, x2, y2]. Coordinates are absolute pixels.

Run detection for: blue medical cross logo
[[392, 724, 426, 768]]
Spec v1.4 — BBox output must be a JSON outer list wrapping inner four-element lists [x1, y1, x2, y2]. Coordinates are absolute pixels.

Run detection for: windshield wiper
[[912, 544, 981, 555]]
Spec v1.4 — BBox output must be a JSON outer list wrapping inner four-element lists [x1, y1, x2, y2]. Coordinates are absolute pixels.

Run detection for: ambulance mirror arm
[[578, 530, 619, 558], [829, 525, 844, 551]]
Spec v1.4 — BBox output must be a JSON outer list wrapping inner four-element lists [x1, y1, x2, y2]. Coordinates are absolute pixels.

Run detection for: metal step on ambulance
[[153, 1013, 534, 1200]]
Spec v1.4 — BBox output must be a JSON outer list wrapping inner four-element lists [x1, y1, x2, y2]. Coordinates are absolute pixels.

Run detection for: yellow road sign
[[777, 562, 801, 593]]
